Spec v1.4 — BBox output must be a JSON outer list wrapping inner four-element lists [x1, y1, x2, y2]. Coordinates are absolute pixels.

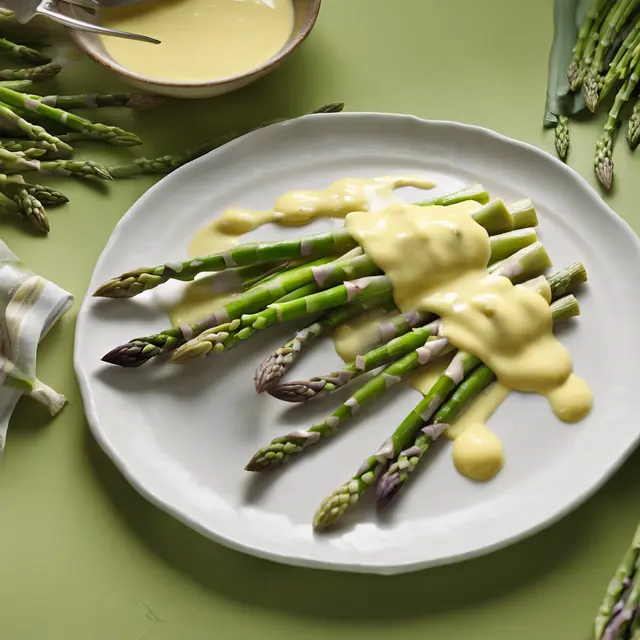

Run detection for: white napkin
[[0, 240, 73, 453]]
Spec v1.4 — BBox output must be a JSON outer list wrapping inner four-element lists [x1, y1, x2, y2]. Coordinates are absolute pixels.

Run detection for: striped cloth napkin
[[0, 239, 73, 453]]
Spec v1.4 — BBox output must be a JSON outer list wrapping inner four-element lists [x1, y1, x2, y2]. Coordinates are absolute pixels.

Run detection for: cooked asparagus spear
[[102, 251, 371, 366], [375, 293, 583, 510], [244, 245, 552, 472], [267, 229, 540, 402], [254, 299, 399, 392], [94, 229, 359, 298]]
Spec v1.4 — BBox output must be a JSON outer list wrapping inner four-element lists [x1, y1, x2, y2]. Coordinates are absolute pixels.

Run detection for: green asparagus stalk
[[417, 183, 490, 207], [0, 8, 14, 19], [0, 80, 34, 92], [0, 138, 71, 157], [568, 0, 612, 86], [94, 195, 513, 298], [572, 0, 617, 89], [595, 49, 640, 188], [555, 115, 570, 160], [268, 229, 541, 402], [0, 38, 50, 64], [595, 523, 640, 638], [254, 298, 399, 392], [0, 101, 73, 154], [244, 246, 553, 472], [0, 148, 112, 179], [106, 103, 345, 178], [0, 86, 142, 147], [241, 259, 310, 290], [0, 63, 61, 82], [598, 555, 640, 638], [31, 93, 164, 110], [583, 0, 638, 110], [598, 21, 640, 102], [508, 198, 539, 229], [375, 294, 582, 510], [94, 229, 359, 298], [101, 250, 371, 366], [9, 187, 48, 233], [628, 95, 640, 148], [0, 173, 68, 205]]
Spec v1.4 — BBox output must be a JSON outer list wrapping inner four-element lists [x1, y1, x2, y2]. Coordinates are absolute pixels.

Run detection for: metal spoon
[[1, 0, 161, 43]]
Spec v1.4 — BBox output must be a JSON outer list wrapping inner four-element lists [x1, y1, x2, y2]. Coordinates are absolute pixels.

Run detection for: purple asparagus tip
[[101, 341, 158, 368], [267, 380, 327, 403], [254, 355, 281, 393], [596, 157, 613, 191], [375, 471, 403, 509]]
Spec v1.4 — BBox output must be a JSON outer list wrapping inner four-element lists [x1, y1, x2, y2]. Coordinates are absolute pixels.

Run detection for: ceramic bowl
[[67, 0, 321, 99]]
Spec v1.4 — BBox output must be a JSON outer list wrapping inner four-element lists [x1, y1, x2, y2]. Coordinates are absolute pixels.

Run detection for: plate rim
[[74, 113, 640, 574]]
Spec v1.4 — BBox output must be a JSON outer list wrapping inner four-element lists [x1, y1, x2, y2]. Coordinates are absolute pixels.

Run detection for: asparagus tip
[[254, 355, 283, 392], [595, 157, 613, 190], [375, 471, 402, 509], [101, 342, 154, 368]]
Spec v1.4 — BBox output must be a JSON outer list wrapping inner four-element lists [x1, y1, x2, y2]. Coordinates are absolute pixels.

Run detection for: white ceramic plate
[[75, 114, 640, 574]]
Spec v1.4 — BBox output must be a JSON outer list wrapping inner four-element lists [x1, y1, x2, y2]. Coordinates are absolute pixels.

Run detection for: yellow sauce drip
[[177, 176, 435, 330], [101, 0, 295, 82], [189, 175, 435, 263], [331, 307, 396, 362], [452, 423, 504, 481], [345, 201, 592, 479]]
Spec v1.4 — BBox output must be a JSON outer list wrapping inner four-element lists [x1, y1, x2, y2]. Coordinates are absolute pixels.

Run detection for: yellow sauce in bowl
[[101, 0, 295, 82]]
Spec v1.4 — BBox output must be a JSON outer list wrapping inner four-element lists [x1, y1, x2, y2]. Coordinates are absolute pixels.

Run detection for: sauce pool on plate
[[101, 0, 295, 82]]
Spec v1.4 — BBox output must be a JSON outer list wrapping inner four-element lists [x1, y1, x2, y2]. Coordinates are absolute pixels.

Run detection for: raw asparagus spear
[[0, 80, 34, 92], [568, 0, 612, 86], [0, 138, 71, 157], [555, 115, 570, 160], [583, 0, 638, 110], [32, 93, 164, 110], [599, 555, 640, 638], [598, 22, 640, 102], [0, 149, 112, 179], [268, 230, 541, 402], [0, 86, 142, 147], [94, 229, 359, 298], [102, 250, 370, 367], [254, 298, 398, 392], [0, 173, 68, 205], [0, 63, 61, 82], [244, 246, 553, 472], [0, 101, 73, 153], [241, 259, 309, 290], [595, 50, 640, 189], [628, 95, 640, 148], [106, 103, 345, 178], [9, 187, 48, 232], [0, 38, 50, 64], [595, 522, 640, 638], [375, 294, 582, 510]]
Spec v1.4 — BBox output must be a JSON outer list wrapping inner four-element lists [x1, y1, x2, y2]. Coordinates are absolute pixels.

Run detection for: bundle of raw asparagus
[[556, 0, 640, 189], [96, 185, 588, 530], [594, 522, 640, 638], [0, 9, 343, 233]]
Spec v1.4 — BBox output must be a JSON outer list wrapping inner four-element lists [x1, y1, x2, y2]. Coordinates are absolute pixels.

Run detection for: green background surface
[[1, 1, 638, 638]]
